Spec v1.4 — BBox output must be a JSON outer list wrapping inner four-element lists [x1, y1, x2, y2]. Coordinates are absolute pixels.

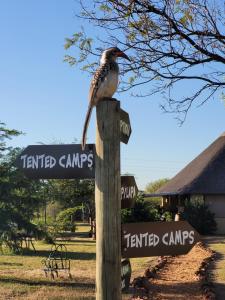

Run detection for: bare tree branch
[[65, 0, 225, 121]]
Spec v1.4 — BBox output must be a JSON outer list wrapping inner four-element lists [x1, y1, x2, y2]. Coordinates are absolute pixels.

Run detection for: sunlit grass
[[0, 223, 158, 299], [207, 239, 225, 282]]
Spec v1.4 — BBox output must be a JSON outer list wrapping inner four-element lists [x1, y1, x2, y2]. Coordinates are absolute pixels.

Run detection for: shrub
[[161, 211, 173, 221], [56, 207, 82, 232], [121, 195, 161, 223], [184, 202, 217, 235]]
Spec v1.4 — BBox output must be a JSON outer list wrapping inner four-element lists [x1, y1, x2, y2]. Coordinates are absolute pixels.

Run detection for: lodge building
[[154, 132, 225, 234]]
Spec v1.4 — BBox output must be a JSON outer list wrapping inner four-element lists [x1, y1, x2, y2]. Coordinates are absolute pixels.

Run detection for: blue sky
[[1, 1, 225, 190]]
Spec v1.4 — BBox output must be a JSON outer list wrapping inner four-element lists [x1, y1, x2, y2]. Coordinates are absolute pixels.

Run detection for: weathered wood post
[[95, 99, 121, 300]]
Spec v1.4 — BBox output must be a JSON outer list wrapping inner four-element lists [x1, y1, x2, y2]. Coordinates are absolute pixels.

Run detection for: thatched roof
[[156, 132, 225, 195]]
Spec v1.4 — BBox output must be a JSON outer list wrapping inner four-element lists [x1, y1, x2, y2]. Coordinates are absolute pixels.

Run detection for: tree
[[0, 122, 21, 157], [46, 179, 94, 208], [145, 178, 169, 204], [0, 148, 45, 235], [0, 125, 46, 250], [145, 178, 169, 193], [65, 0, 225, 122], [42, 179, 95, 223]]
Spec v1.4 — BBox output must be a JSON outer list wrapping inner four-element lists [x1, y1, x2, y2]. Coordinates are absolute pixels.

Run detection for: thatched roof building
[[152, 132, 225, 234], [157, 132, 225, 196]]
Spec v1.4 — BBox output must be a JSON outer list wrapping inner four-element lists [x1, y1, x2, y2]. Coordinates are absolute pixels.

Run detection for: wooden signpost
[[122, 221, 200, 258], [95, 100, 121, 299], [121, 176, 138, 209], [15, 144, 95, 179], [16, 98, 201, 300]]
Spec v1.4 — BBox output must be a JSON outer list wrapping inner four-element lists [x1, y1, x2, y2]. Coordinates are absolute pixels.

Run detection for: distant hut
[[153, 132, 225, 234]]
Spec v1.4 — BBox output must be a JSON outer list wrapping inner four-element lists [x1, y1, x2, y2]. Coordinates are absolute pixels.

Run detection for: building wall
[[205, 195, 225, 234]]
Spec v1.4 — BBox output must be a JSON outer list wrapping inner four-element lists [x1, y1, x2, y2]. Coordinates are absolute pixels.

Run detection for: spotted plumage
[[89, 62, 119, 105], [81, 47, 130, 150]]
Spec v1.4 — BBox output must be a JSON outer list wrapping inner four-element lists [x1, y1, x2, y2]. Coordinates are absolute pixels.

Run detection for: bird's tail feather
[[82, 104, 93, 150]]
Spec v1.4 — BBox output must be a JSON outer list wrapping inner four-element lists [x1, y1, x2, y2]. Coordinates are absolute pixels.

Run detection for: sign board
[[121, 259, 131, 291], [121, 176, 138, 209], [120, 109, 132, 144], [16, 144, 95, 179], [122, 221, 200, 258]]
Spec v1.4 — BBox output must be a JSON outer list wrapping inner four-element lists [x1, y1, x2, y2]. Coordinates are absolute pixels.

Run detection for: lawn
[[204, 236, 225, 299], [0, 223, 157, 300]]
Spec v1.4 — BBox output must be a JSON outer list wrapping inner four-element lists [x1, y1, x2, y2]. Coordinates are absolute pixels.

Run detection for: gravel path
[[147, 243, 211, 300]]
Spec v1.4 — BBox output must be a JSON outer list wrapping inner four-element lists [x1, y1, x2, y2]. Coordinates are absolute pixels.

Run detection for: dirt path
[[146, 243, 212, 300]]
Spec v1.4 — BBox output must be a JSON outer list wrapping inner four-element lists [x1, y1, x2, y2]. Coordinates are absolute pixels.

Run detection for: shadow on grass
[[207, 250, 225, 299], [22, 250, 96, 260], [0, 262, 23, 266], [0, 276, 95, 289], [203, 236, 225, 244], [56, 231, 90, 238], [55, 239, 96, 244]]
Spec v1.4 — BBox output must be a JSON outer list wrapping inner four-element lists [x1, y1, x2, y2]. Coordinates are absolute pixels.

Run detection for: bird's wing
[[89, 63, 110, 105], [82, 64, 110, 150]]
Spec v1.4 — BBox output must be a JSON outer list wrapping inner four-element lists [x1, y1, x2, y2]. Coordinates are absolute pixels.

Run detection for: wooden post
[[95, 99, 121, 300]]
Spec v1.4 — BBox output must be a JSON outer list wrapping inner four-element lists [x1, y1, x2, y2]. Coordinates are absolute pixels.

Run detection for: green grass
[[207, 238, 225, 281], [75, 223, 91, 233], [204, 236, 225, 299], [0, 223, 158, 299]]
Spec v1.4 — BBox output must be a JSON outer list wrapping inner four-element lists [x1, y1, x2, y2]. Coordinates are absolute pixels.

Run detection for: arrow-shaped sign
[[16, 144, 95, 179], [121, 176, 138, 209], [120, 109, 132, 144], [122, 221, 200, 258]]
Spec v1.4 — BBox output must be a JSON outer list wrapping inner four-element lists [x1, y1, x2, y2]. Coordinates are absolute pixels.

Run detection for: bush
[[184, 202, 217, 235], [121, 195, 161, 224], [161, 211, 173, 221], [56, 207, 82, 232]]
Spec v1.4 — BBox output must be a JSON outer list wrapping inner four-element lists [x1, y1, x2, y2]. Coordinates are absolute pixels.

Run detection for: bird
[[81, 47, 130, 150]]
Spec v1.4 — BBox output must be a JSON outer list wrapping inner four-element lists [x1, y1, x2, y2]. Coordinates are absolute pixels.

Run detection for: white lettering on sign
[[121, 186, 136, 199], [162, 230, 195, 246], [20, 153, 94, 169], [59, 155, 66, 168], [59, 153, 94, 169], [124, 233, 160, 248], [21, 154, 56, 169], [120, 120, 131, 137], [124, 230, 195, 249]]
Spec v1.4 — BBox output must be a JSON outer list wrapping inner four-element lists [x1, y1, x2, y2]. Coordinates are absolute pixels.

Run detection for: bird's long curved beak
[[117, 51, 130, 61]]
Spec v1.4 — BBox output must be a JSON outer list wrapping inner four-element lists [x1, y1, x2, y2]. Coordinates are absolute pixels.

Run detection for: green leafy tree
[[0, 125, 46, 250], [145, 178, 169, 194], [56, 207, 83, 232], [145, 178, 169, 205], [65, 0, 225, 122], [46, 179, 95, 220], [0, 148, 45, 234], [0, 122, 21, 156]]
